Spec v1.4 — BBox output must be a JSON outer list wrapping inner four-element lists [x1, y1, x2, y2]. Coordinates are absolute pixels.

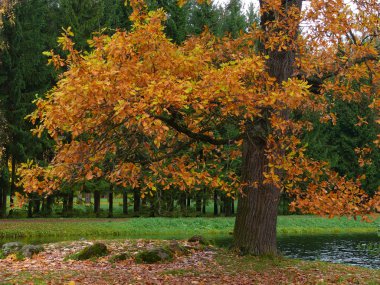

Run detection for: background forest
[[0, 0, 378, 219]]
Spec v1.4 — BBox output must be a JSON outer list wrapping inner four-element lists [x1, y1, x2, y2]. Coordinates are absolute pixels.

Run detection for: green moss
[[0, 249, 6, 259], [68, 243, 108, 260]]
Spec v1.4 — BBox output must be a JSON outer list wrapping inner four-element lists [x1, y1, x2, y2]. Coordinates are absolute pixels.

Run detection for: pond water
[[1, 233, 379, 269]]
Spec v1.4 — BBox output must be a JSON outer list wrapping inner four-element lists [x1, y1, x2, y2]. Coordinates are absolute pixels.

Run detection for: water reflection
[[277, 234, 379, 269]]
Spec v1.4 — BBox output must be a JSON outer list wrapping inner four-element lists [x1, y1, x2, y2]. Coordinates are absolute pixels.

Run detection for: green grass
[[0, 216, 378, 241]]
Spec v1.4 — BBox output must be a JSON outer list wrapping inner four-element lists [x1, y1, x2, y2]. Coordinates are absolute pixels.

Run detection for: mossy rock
[[21, 245, 44, 258], [135, 247, 173, 264], [69, 243, 108, 260], [1, 242, 24, 255], [165, 241, 189, 256], [188, 235, 209, 245], [109, 252, 130, 263]]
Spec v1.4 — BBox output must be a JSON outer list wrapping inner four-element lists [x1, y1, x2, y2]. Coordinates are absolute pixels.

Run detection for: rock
[[165, 240, 188, 256], [135, 247, 173, 263], [188, 235, 209, 245], [21, 245, 44, 258], [69, 243, 108, 260], [109, 252, 130, 263], [1, 242, 23, 255]]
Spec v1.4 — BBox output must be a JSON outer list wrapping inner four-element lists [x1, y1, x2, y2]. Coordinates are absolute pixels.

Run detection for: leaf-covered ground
[[0, 239, 378, 285]]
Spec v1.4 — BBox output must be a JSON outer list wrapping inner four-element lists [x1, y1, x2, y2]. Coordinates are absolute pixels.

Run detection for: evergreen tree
[[0, 0, 57, 216], [304, 99, 380, 195], [221, 0, 247, 38], [188, 0, 222, 36], [59, 0, 105, 50]]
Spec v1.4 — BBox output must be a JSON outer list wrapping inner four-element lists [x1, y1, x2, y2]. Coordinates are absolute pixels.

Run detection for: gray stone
[[2, 242, 23, 255], [21, 245, 44, 258]]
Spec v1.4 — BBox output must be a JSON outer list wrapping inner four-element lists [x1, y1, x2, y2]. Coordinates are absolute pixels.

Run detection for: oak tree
[[19, 0, 379, 254]]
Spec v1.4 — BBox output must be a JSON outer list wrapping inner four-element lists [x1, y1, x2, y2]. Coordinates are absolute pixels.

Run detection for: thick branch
[[154, 115, 243, 145]]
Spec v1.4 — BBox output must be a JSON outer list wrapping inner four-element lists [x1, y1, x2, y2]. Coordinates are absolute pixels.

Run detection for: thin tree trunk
[[133, 188, 140, 214], [231, 198, 235, 215], [33, 198, 41, 214], [186, 194, 190, 209], [213, 190, 218, 216], [62, 194, 68, 215], [9, 156, 15, 216], [168, 193, 174, 212], [27, 199, 33, 218], [202, 188, 206, 214], [108, 186, 113, 218], [94, 190, 100, 217], [225, 197, 232, 217], [68, 191, 74, 212], [46, 196, 53, 216], [179, 191, 186, 212], [123, 188, 128, 215], [220, 195, 225, 214], [196, 191, 202, 212]]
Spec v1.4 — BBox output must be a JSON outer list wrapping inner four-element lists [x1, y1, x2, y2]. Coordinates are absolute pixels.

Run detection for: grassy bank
[[0, 216, 378, 240]]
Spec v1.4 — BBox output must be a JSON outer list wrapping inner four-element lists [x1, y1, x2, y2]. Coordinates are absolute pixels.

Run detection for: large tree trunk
[[234, 0, 301, 255], [234, 133, 281, 255]]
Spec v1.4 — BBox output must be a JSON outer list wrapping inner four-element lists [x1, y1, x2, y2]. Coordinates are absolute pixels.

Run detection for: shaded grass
[[0, 216, 378, 241]]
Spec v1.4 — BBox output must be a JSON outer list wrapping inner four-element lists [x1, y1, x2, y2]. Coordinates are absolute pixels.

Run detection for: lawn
[[0, 215, 378, 240]]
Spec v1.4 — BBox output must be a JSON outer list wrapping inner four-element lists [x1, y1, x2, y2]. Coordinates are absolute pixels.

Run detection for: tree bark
[[108, 186, 114, 218], [196, 191, 202, 212], [94, 190, 100, 217], [9, 156, 15, 216], [225, 196, 232, 217], [213, 190, 218, 216], [68, 191, 74, 212], [202, 188, 206, 214], [233, 0, 301, 255], [33, 198, 41, 214], [179, 191, 186, 212], [27, 199, 33, 218], [133, 188, 140, 214], [123, 188, 128, 215]]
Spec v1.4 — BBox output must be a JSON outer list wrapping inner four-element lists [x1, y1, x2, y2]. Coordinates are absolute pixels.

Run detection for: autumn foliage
[[18, 0, 379, 219]]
